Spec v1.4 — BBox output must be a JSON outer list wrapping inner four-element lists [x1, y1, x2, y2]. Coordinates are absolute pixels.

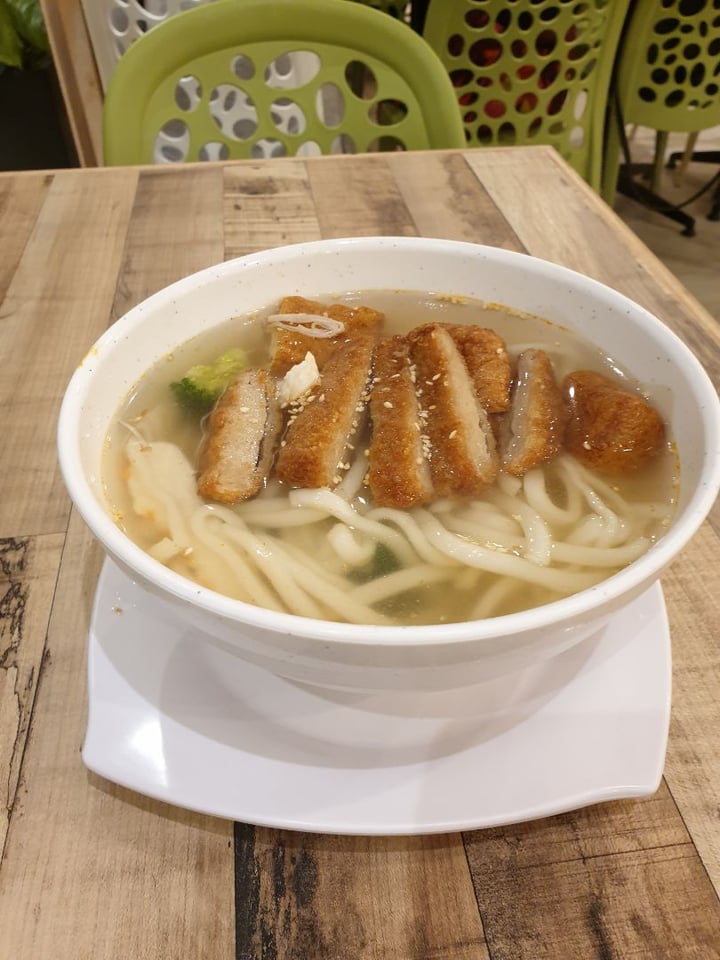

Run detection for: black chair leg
[[709, 180, 720, 222], [668, 149, 720, 169], [617, 163, 696, 237], [667, 149, 720, 222]]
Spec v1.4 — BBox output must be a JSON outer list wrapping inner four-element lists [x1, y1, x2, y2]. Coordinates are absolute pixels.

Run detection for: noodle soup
[[102, 291, 678, 627]]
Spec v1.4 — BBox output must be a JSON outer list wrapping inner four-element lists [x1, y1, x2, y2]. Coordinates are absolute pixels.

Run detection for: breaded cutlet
[[445, 324, 512, 413], [367, 336, 433, 509], [563, 370, 665, 474], [502, 349, 566, 476], [270, 296, 383, 377], [408, 324, 499, 498], [198, 368, 281, 503], [274, 333, 375, 489]]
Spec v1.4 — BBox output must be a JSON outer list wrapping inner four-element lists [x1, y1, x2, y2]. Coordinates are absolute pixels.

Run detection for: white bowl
[[58, 237, 720, 691]]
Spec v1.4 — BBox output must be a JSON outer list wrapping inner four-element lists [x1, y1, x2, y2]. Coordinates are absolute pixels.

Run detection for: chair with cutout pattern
[[421, 0, 631, 192], [602, 0, 720, 235], [100, 0, 408, 89], [102, 0, 465, 164]]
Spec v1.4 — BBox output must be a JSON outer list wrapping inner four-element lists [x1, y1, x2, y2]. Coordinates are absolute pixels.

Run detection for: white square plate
[[84, 560, 671, 835]]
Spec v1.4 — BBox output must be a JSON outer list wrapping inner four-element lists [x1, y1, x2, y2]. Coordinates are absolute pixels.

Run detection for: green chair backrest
[[610, 0, 720, 133], [601, 0, 720, 202], [103, 0, 465, 165], [100, 0, 408, 90], [422, 0, 631, 192]]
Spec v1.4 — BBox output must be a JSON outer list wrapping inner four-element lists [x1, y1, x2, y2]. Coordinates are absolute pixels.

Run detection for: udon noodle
[[103, 291, 678, 626]]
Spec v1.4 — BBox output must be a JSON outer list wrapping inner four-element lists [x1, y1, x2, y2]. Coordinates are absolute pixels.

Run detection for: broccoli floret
[[170, 347, 248, 415]]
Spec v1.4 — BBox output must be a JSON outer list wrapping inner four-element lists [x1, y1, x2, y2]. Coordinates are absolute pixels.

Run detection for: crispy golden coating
[[270, 296, 383, 377], [198, 369, 281, 504], [446, 324, 511, 413], [275, 333, 374, 489], [563, 370, 665, 474], [409, 324, 498, 498], [502, 349, 566, 476], [367, 336, 434, 509]]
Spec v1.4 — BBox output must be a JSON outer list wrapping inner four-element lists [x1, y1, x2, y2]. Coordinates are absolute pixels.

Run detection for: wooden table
[[1, 146, 718, 959]]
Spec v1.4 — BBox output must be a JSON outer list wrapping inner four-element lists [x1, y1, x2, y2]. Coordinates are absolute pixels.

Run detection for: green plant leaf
[[0, 0, 23, 68], [7, 0, 48, 53]]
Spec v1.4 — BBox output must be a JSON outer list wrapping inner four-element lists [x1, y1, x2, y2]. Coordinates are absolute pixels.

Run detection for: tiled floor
[[612, 126, 720, 322]]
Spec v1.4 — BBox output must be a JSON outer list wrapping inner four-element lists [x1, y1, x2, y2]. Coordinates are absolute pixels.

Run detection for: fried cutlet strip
[[367, 336, 434, 509], [274, 333, 374, 489], [502, 349, 566, 476], [270, 296, 383, 377], [198, 368, 281, 504], [446, 324, 511, 413], [408, 324, 498, 498], [563, 370, 665, 474]]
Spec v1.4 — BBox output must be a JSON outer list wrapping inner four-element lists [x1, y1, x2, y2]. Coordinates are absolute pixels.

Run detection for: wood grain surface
[[0, 147, 718, 960]]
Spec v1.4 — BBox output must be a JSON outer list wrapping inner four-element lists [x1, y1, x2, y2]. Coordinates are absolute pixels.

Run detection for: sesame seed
[[383, 401, 393, 409], [432, 373, 442, 381], [449, 429, 457, 439], [239, 406, 250, 413]]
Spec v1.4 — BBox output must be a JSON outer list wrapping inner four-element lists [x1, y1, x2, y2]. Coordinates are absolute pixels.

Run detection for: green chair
[[421, 0, 631, 192], [602, 0, 720, 235], [102, 0, 465, 164]]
